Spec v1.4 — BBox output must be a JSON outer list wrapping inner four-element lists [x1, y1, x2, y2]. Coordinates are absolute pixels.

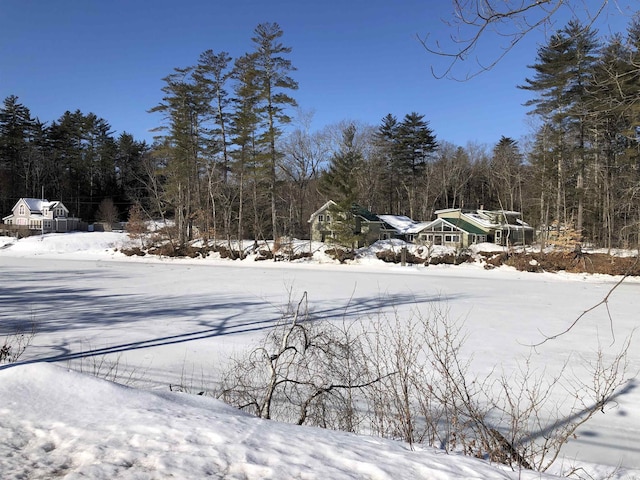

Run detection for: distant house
[[310, 202, 534, 248], [2, 198, 80, 233], [308, 200, 383, 247], [428, 208, 534, 247]]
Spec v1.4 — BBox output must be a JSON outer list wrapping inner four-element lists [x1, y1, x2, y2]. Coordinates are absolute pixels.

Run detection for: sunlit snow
[[1, 232, 639, 479]]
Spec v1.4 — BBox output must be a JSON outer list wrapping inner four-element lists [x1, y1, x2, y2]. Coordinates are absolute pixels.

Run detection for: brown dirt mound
[[484, 251, 640, 275]]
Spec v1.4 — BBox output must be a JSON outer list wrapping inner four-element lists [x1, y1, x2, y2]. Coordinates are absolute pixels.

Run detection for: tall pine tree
[[251, 22, 298, 241]]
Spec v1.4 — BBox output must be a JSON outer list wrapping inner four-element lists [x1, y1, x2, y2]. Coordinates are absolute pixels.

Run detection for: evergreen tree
[[374, 114, 401, 213], [47, 110, 118, 219], [374, 112, 437, 217], [251, 22, 298, 240], [319, 124, 364, 249], [115, 132, 148, 205], [396, 112, 437, 218], [490, 136, 524, 211], [194, 49, 233, 183], [520, 20, 600, 235], [194, 50, 234, 242], [150, 66, 210, 246], [230, 53, 262, 244], [0, 95, 34, 211]]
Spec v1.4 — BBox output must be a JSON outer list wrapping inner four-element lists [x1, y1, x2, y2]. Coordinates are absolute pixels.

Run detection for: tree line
[[0, 99, 147, 221], [1, 18, 639, 248]]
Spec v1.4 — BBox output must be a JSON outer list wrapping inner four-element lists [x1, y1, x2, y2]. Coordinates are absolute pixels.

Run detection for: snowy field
[[0, 232, 639, 479]]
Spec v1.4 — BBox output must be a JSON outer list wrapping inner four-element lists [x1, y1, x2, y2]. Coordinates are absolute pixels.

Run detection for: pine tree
[[251, 22, 298, 241], [520, 20, 600, 236], [194, 50, 234, 243], [150, 66, 210, 246], [194, 49, 233, 184], [319, 124, 364, 249], [374, 114, 400, 213], [490, 136, 523, 211], [396, 112, 437, 218], [0, 95, 34, 210], [230, 53, 262, 245]]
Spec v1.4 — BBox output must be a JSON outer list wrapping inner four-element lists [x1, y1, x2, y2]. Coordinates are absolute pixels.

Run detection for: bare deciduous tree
[[422, 1, 620, 79]]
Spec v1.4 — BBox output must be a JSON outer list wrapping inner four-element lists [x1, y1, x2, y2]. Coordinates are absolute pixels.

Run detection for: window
[[318, 214, 324, 222], [444, 234, 460, 243], [19, 205, 25, 215], [326, 215, 330, 222]]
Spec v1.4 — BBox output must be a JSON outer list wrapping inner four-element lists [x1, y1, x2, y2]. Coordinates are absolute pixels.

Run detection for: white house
[[2, 198, 80, 233]]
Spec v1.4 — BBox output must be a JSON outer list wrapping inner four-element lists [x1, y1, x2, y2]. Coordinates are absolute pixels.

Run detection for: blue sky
[[1, 1, 635, 148]]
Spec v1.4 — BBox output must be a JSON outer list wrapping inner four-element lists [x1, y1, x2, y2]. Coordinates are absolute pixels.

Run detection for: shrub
[[217, 294, 631, 474]]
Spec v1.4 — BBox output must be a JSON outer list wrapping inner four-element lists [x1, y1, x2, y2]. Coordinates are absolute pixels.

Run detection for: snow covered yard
[[1, 232, 639, 479]]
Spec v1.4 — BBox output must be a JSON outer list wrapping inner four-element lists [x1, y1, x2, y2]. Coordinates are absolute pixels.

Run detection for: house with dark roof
[[2, 198, 80, 234], [308, 200, 384, 246]]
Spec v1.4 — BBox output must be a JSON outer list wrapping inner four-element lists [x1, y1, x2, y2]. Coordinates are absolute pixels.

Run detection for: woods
[[1, 18, 640, 249]]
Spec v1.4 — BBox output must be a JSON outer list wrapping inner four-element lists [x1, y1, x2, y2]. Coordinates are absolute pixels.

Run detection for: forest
[[1, 17, 639, 249]]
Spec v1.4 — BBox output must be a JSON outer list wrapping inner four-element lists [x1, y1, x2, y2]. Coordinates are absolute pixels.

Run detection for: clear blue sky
[[1, 1, 635, 148]]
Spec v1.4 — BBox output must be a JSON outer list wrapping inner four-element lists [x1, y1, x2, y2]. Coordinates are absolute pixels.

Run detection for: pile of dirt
[[479, 251, 640, 276]]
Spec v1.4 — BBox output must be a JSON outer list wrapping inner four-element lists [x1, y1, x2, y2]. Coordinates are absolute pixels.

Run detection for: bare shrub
[[217, 294, 632, 474], [67, 345, 148, 387], [1, 321, 36, 364], [126, 203, 148, 247], [96, 198, 119, 230], [218, 292, 386, 430]]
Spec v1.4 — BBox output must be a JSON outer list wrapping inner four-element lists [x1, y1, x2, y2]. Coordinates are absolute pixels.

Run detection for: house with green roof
[[420, 208, 533, 247], [309, 202, 534, 248]]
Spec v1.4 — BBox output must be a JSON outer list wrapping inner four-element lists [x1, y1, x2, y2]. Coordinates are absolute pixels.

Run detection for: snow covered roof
[[377, 215, 417, 233], [12, 198, 65, 213], [463, 212, 495, 228], [404, 221, 436, 235]]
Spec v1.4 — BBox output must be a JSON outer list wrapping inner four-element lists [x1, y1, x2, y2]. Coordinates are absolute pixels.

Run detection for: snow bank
[[3, 232, 131, 258], [0, 363, 556, 480]]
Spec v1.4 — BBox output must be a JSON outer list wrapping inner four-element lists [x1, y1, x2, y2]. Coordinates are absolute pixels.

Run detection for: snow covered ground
[[1, 232, 639, 479]]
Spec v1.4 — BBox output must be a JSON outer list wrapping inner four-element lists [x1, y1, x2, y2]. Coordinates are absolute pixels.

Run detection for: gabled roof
[[12, 198, 67, 213], [309, 201, 381, 223], [443, 217, 488, 235], [412, 217, 485, 235], [404, 221, 436, 235], [16, 198, 49, 212], [308, 200, 337, 223]]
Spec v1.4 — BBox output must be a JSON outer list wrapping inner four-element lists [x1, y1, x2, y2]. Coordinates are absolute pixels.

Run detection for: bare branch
[[422, 1, 616, 80]]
